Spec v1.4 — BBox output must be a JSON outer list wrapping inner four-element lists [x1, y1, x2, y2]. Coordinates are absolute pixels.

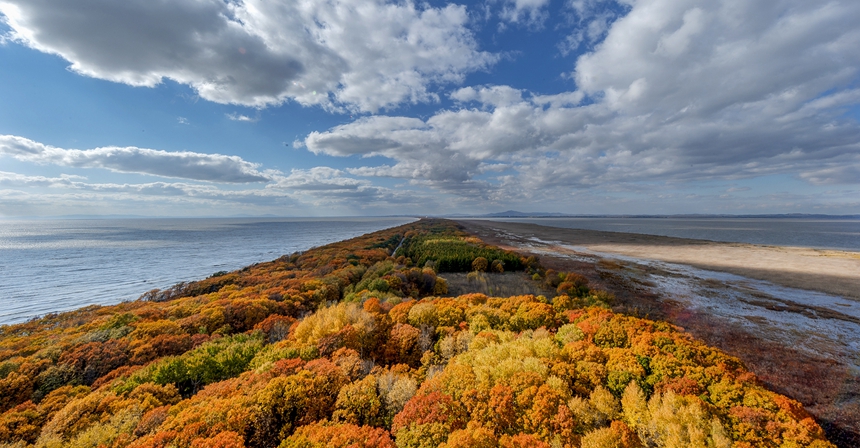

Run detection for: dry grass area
[[457, 219, 860, 447]]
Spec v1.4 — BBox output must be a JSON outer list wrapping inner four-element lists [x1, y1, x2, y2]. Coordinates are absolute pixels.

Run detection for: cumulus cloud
[[572, 0, 860, 117], [0, 135, 271, 183], [0, 0, 496, 112], [304, 0, 860, 202], [307, 115, 489, 190]]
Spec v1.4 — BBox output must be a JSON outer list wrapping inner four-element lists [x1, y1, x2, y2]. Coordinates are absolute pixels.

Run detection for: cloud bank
[[0, 135, 271, 183], [306, 0, 860, 203], [0, 0, 495, 112], [0, 135, 429, 214]]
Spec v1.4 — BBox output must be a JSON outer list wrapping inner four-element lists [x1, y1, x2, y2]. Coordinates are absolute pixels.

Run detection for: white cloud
[[450, 85, 524, 108], [307, 114, 485, 185], [267, 166, 430, 208], [0, 172, 378, 215], [177, 117, 189, 125], [0, 0, 496, 112], [4, 0, 859, 215], [0, 138, 447, 214], [0, 168, 430, 215], [559, 0, 625, 54], [0, 181, 302, 216], [800, 159, 860, 185], [499, 0, 551, 28], [226, 113, 259, 123], [304, 0, 860, 202], [0, 135, 272, 183], [572, 0, 860, 117], [271, 167, 368, 191], [0, 171, 85, 187]]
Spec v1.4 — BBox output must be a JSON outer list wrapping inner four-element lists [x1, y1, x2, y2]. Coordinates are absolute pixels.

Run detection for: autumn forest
[[0, 219, 836, 447]]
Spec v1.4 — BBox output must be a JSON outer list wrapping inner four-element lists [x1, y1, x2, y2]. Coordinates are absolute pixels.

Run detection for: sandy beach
[[458, 220, 860, 300], [457, 219, 860, 446]]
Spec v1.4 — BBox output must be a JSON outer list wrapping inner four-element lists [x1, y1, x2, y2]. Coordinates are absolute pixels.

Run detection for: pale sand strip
[[458, 220, 860, 300]]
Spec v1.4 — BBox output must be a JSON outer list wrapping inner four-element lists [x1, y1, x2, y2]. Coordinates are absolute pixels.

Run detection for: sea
[[2, 216, 858, 326], [482, 217, 860, 252], [0, 217, 415, 325]]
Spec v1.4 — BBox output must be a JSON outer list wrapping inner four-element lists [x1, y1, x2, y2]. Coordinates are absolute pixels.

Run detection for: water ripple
[[0, 217, 415, 325]]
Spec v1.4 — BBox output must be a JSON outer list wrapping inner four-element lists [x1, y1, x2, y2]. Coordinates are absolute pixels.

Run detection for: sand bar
[[458, 219, 860, 300]]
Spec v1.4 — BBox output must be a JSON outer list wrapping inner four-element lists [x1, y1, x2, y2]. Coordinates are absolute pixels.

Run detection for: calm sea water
[[3, 216, 856, 326], [0, 217, 415, 325], [483, 217, 860, 251]]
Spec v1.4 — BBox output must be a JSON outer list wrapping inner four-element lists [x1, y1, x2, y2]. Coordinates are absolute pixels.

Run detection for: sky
[[0, 0, 859, 217]]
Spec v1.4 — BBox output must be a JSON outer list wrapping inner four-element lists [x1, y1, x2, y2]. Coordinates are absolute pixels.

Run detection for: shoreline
[[457, 219, 860, 446], [457, 219, 860, 300]]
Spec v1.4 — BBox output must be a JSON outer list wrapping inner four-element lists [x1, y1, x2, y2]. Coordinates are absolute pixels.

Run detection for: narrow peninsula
[[0, 219, 841, 447]]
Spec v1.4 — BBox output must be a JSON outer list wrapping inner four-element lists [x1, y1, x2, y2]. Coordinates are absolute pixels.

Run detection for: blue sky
[[1, 0, 859, 217]]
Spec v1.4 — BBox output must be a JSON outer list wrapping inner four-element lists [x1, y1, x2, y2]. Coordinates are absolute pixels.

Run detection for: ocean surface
[[2, 216, 857, 326], [481, 217, 860, 251], [0, 217, 415, 325]]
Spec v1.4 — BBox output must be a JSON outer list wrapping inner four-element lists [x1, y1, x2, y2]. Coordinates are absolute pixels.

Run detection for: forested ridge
[[0, 219, 834, 447]]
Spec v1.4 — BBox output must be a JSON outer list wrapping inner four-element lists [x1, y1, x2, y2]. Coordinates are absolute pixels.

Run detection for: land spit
[[457, 219, 860, 447]]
